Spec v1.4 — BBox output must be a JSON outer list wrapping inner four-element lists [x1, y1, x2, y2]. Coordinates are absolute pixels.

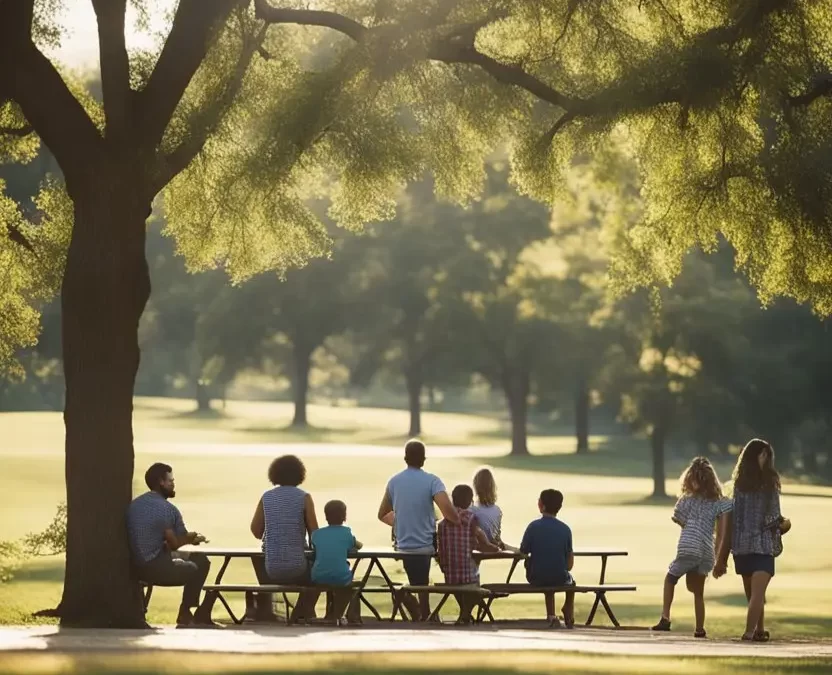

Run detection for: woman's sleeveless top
[[262, 485, 308, 579]]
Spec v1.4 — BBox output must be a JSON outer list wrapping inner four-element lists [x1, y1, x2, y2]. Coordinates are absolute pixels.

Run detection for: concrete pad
[[0, 625, 830, 660]]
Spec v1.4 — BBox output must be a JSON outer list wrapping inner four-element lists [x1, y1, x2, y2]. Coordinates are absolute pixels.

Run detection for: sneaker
[[651, 617, 672, 632], [547, 615, 562, 628]]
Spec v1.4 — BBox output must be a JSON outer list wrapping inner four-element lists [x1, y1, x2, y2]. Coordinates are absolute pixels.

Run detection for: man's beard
[[161, 487, 176, 499]]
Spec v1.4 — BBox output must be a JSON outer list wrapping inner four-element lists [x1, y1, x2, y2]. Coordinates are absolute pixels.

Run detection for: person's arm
[[433, 491, 459, 524], [165, 506, 200, 550], [164, 528, 197, 551], [377, 489, 394, 525], [671, 497, 688, 527], [474, 526, 500, 553], [493, 508, 506, 549], [304, 493, 319, 536], [250, 497, 265, 540], [519, 524, 531, 555], [566, 528, 574, 571], [713, 511, 733, 578]]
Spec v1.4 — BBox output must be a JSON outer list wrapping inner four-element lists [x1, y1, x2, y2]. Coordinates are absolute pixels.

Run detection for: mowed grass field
[[1, 651, 832, 675], [1, 397, 831, 641]]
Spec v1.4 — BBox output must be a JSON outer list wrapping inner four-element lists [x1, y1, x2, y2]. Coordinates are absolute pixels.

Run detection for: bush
[[23, 502, 66, 556], [0, 540, 22, 583]]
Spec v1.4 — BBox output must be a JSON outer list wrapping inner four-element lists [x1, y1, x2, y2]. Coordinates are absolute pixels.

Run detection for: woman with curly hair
[[249, 454, 320, 620], [715, 439, 791, 642], [651, 457, 732, 638]]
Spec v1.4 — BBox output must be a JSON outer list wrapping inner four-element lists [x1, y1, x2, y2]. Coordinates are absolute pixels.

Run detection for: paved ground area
[[0, 625, 830, 660]]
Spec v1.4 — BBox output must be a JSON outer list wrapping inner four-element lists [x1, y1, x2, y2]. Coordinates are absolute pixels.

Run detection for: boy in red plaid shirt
[[438, 484, 500, 622]]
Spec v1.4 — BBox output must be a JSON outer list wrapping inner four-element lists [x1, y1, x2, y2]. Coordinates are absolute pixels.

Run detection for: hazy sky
[[51, 1, 174, 68]]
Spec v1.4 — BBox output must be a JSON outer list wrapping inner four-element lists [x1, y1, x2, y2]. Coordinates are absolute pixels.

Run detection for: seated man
[[127, 462, 218, 628]]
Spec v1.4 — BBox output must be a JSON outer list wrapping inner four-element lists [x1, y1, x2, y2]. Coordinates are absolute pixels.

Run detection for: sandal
[[694, 629, 707, 639], [754, 630, 770, 642]]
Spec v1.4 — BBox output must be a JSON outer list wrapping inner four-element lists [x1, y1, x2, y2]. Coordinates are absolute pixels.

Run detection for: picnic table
[[178, 545, 629, 625]]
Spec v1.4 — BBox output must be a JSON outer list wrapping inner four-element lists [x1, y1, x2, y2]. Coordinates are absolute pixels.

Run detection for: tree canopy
[[3, 0, 832, 373]]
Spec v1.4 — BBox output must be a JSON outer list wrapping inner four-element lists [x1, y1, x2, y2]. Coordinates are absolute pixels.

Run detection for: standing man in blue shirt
[[377, 440, 458, 621], [127, 463, 217, 627]]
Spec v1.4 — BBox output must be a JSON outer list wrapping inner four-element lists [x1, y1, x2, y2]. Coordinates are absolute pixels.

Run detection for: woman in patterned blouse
[[715, 439, 791, 642]]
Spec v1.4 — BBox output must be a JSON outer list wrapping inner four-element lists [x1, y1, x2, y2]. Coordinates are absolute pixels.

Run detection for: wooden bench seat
[[481, 582, 637, 627], [202, 582, 374, 625], [396, 584, 509, 623]]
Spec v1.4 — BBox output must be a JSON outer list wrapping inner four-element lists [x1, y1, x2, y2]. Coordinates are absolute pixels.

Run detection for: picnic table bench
[[165, 545, 633, 626]]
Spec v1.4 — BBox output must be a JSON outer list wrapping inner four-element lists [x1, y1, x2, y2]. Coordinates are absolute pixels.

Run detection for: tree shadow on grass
[[238, 424, 357, 441], [9, 557, 63, 584]]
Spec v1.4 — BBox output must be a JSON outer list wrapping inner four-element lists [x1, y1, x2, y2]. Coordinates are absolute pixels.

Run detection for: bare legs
[[660, 575, 676, 620], [686, 573, 706, 634], [654, 572, 706, 635], [743, 572, 770, 638]]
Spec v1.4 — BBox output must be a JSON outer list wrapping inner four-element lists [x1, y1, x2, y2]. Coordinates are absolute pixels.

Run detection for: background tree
[[355, 181, 468, 436]]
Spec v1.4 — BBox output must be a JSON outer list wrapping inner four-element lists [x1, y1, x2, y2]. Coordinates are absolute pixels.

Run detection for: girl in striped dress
[[652, 457, 732, 638]]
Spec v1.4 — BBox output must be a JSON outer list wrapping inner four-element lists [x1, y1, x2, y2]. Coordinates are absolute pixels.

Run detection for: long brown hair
[[679, 456, 723, 500], [732, 438, 781, 493], [473, 467, 497, 506]]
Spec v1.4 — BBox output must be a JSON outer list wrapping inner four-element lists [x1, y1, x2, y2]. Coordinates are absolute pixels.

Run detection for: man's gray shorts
[[667, 557, 712, 582]]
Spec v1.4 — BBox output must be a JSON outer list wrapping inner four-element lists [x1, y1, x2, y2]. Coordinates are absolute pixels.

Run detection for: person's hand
[[779, 517, 791, 535], [713, 561, 727, 579], [193, 533, 208, 545]]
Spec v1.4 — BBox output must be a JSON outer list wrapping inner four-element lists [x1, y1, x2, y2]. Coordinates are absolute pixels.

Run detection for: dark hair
[[324, 500, 347, 525], [145, 463, 172, 490], [732, 439, 781, 493], [540, 489, 563, 515], [473, 467, 497, 507], [267, 455, 306, 486], [680, 457, 723, 500], [404, 439, 426, 468], [451, 484, 474, 509]]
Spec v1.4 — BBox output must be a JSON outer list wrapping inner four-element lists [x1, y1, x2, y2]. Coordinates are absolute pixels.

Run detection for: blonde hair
[[473, 467, 497, 506], [679, 457, 723, 500]]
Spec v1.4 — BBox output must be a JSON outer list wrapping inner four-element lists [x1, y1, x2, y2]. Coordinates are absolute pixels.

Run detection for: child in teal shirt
[[311, 500, 363, 623]]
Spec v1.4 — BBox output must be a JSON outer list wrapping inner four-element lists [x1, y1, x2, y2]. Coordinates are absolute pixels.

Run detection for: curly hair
[[473, 467, 497, 507], [267, 455, 306, 486], [679, 457, 723, 500], [732, 438, 781, 493]]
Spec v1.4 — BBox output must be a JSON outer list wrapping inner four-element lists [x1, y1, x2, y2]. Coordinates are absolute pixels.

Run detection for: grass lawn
[[1, 651, 831, 675], [1, 397, 831, 641]]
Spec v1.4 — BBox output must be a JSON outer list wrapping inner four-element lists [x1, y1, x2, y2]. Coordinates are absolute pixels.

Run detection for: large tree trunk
[[291, 344, 312, 428], [405, 367, 422, 437], [503, 370, 530, 457], [575, 379, 590, 454], [650, 422, 668, 499], [196, 380, 211, 412], [58, 183, 151, 627]]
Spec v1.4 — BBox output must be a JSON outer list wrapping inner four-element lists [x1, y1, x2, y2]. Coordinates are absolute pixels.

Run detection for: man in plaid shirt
[[438, 484, 500, 622]]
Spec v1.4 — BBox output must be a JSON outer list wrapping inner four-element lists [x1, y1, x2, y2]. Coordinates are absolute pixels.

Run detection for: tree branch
[[92, 0, 131, 141], [153, 24, 268, 191], [0, 4, 104, 186], [0, 124, 34, 137], [255, 1, 368, 40], [428, 43, 581, 110], [256, 1, 578, 112], [789, 73, 832, 107], [135, 0, 241, 151]]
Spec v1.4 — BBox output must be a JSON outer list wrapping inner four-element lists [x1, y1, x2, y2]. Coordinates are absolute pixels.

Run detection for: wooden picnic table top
[[180, 546, 627, 559]]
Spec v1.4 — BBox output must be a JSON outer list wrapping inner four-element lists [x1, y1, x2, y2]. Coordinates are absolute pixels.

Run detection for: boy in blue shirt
[[311, 500, 363, 624], [520, 489, 576, 627]]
